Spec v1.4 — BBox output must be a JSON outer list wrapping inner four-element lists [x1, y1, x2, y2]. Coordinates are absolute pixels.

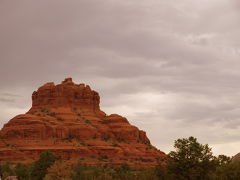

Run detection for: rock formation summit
[[0, 78, 165, 167]]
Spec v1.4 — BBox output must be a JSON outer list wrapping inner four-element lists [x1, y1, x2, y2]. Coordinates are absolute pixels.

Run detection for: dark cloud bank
[[1, 0, 240, 156]]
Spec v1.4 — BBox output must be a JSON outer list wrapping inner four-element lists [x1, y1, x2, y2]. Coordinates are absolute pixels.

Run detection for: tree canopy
[[166, 136, 220, 180], [30, 151, 58, 180]]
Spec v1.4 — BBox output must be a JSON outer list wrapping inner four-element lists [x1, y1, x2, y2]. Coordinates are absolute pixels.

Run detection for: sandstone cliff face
[[0, 78, 165, 167], [30, 78, 100, 112]]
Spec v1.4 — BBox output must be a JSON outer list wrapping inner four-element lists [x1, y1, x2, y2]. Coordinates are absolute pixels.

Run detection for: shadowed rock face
[[0, 78, 166, 167]]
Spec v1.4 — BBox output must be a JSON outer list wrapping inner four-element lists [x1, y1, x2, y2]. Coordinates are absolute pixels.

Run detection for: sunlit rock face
[[30, 78, 100, 111], [0, 78, 166, 167]]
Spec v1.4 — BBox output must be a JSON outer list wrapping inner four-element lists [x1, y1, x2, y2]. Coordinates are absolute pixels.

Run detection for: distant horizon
[[1, 0, 240, 157]]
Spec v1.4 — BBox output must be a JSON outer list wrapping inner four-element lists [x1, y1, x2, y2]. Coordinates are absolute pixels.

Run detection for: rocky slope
[[0, 78, 165, 167], [232, 153, 240, 163]]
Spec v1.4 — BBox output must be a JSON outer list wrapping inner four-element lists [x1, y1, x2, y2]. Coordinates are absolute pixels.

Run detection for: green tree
[[155, 157, 170, 180], [71, 162, 100, 180], [167, 136, 217, 180], [15, 163, 31, 180], [136, 167, 158, 180], [44, 160, 71, 180], [30, 151, 58, 180], [0, 162, 15, 179], [112, 164, 134, 180], [215, 155, 231, 166], [213, 162, 240, 180]]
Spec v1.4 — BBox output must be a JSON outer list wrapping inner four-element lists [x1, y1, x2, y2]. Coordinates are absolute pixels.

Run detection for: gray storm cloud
[[0, 0, 240, 156]]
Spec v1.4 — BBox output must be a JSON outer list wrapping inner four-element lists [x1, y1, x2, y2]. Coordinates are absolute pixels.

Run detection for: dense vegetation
[[0, 137, 239, 180]]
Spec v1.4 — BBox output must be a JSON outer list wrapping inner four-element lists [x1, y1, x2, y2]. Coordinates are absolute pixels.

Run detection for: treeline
[[1, 137, 240, 180]]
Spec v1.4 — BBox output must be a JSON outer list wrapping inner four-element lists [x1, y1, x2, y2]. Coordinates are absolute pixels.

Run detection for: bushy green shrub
[[15, 163, 31, 180], [30, 151, 59, 180]]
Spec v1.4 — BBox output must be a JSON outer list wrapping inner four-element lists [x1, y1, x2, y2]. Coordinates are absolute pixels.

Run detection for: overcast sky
[[1, 0, 240, 156]]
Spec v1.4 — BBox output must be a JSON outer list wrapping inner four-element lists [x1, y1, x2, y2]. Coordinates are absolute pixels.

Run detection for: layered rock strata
[[0, 78, 165, 167]]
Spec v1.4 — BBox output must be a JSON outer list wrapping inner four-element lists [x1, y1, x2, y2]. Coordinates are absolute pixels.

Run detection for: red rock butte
[[0, 78, 165, 167]]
